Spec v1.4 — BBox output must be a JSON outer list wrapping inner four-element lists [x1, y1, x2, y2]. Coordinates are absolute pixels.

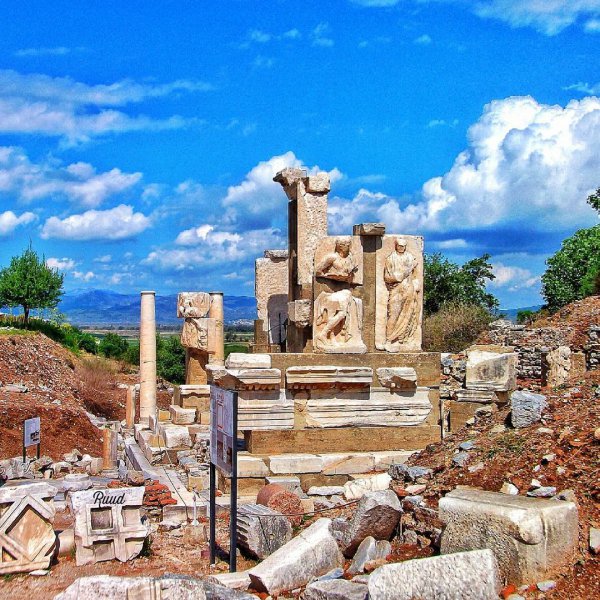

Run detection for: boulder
[[343, 474, 391, 500], [439, 487, 578, 585], [510, 391, 547, 428], [237, 504, 292, 560], [248, 518, 343, 595], [342, 491, 402, 557], [348, 536, 391, 575], [303, 579, 369, 600], [367, 549, 501, 600], [388, 464, 431, 482]]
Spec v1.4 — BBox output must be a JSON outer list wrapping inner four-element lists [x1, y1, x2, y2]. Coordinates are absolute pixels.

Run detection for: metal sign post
[[23, 416, 41, 463], [209, 385, 238, 572]]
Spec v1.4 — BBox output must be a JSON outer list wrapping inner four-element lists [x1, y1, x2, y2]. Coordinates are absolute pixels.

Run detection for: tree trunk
[[23, 306, 29, 326]]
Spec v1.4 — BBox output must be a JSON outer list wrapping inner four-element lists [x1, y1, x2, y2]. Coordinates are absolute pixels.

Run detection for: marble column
[[125, 385, 135, 428], [139, 291, 157, 424], [102, 428, 116, 469], [208, 292, 224, 365]]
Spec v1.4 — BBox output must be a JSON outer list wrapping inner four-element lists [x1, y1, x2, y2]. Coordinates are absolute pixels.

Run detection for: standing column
[[139, 291, 157, 424], [125, 385, 135, 428], [209, 292, 224, 365]]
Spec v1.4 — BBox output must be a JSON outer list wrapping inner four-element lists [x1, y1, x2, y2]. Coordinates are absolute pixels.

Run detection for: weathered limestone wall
[[255, 250, 289, 345]]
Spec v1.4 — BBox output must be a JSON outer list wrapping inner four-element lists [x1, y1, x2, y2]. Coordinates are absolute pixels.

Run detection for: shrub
[[98, 332, 129, 359], [77, 333, 98, 354], [423, 302, 493, 352], [156, 335, 185, 384]]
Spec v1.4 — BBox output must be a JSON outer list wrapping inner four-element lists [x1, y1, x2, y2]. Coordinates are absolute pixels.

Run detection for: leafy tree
[[0, 244, 64, 325], [516, 309, 536, 325], [541, 225, 600, 311], [98, 332, 129, 359], [156, 335, 185, 384], [424, 253, 498, 315], [588, 187, 600, 214], [77, 333, 98, 355]]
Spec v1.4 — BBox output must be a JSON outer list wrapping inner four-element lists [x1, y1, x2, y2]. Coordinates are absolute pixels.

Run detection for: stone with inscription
[[375, 236, 424, 352], [180, 317, 217, 353], [177, 292, 211, 318], [69, 487, 150, 566], [315, 236, 363, 285], [314, 290, 366, 354], [0, 483, 58, 574]]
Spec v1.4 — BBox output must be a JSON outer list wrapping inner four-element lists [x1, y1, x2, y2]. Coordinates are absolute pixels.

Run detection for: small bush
[[423, 302, 493, 353], [77, 333, 98, 354], [98, 332, 129, 359], [156, 335, 185, 384]]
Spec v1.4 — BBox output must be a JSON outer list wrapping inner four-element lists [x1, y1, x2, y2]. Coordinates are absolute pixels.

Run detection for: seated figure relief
[[315, 237, 358, 283]]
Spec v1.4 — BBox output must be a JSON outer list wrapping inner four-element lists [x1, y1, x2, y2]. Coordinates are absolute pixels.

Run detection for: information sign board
[[24, 417, 41, 447], [210, 385, 237, 477]]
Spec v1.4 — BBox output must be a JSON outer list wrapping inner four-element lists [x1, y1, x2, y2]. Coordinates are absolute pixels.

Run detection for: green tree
[[0, 244, 64, 325], [156, 335, 185, 384], [424, 253, 498, 315], [98, 332, 129, 359], [588, 187, 600, 214], [541, 225, 600, 310]]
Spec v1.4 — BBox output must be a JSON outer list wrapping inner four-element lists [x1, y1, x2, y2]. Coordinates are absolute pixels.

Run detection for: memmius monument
[[153, 167, 443, 494]]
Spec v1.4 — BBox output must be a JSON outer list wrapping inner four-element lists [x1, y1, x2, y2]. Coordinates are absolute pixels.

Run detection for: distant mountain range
[[58, 289, 257, 326], [498, 305, 543, 322]]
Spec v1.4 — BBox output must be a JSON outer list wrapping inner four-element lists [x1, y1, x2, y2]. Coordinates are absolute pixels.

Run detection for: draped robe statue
[[384, 238, 420, 351]]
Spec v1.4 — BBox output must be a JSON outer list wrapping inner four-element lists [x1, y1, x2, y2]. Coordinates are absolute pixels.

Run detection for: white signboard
[[210, 385, 237, 477], [24, 417, 41, 447]]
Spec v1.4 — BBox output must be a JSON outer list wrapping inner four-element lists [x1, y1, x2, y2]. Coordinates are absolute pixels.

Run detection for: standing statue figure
[[316, 237, 358, 283], [384, 237, 420, 351]]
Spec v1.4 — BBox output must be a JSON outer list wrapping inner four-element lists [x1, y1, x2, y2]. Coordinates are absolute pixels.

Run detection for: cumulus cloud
[[0, 210, 36, 235], [46, 257, 76, 271], [365, 96, 600, 234], [41, 204, 151, 240], [72, 270, 95, 281], [414, 34, 432, 45], [0, 146, 141, 208], [0, 70, 211, 142], [490, 263, 540, 290], [311, 23, 335, 47]]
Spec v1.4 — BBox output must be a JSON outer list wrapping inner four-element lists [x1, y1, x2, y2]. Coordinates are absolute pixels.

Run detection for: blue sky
[[0, 1, 599, 309]]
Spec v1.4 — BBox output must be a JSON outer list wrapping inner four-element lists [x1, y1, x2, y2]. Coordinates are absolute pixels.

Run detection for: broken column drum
[[139, 291, 157, 423]]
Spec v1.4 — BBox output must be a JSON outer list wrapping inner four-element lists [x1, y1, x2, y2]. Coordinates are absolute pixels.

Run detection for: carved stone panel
[[375, 235, 424, 352], [176, 292, 211, 318], [180, 318, 217, 353], [0, 483, 57, 574], [313, 290, 367, 354], [69, 487, 150, 566], [315, 236, 363, 285]]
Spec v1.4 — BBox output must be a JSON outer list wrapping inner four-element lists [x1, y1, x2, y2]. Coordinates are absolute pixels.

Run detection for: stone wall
[[586, 325, 600, 370]]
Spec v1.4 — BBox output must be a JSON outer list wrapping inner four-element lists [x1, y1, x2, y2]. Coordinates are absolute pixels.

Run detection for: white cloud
[[248, 30, 272, 43], [435, 238, 469, 249], [0, 210, 36, 235], [427, 118, 459, 128], [41, 204, 151, 240], [253, 56, 275, 69], [311, 23, 335, 47], [371, 96, 600, 234], [350, 0, 400, 6], [563, 81, 600, 95], [0, 70, 211, 142], [15, 47, 73, 57], [94, 254, 112, 263], [474, 0, 600, 35], [46, 257, 76, 271], [490, 263, 540, 290], [282, 29, 302, 39], [0, 146, 141, 208], [72, 270, 95, 281], [414, 34, 432, 45], [585, 17, 600, 31]]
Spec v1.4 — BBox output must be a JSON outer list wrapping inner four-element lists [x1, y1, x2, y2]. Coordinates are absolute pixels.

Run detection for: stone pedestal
[[139, 291, 157, 423]]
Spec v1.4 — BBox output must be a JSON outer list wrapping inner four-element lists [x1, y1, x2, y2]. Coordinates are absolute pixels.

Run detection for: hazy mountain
[[58, 289, 256, 326], [498, 305, 543, 322]]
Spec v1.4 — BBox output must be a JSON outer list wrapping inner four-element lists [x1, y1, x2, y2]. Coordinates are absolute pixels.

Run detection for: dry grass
[[76, 356, 124, 421], [423, 302, 493, 352]]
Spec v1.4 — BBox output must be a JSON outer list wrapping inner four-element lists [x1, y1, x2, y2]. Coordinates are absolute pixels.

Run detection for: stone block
[[376, 367, 417, 389], [238, 389, 294, 430], [455, 389, 497, 403], [177, 292, 211, 318], [343, 474, 392, 500], [305, 579, 369, 600], [320, 453, 375, 475], [0, 483, 58, 574], [371, 451, 415, 470], [466, 349, 518, 391], [169, 405, 196, 425], [161, 425, 192, 449], [286, 366, 373, 389], [439, 487, 578, 584], [342, 490, 402, 556], [269, 454, 324, 474], [265, 476, 302, 493], [187, 471, 209, 492], [367, 549, 501, 600], [248, 518, 343, 595], [225, 353, 272, 369], [288, 299, 312, 328], [63, 473, 93, 493], [353, 222, 385, 236], [237, 455, 269, 478], [510, 390, 547, 428], [348, 536, 392, 575], [180, 317, 217, 353], [237, 504, 292, 559], [69, 486, 150, 566], [255, 253, 288, 344], [212, 367, 281, 390]]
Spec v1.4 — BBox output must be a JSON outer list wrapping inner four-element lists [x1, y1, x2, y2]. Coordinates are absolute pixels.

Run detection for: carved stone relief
[[180, 318, 217, 353], [375, 235, 424, 352], [313, 289, 366, 354], [314, 236, 363, 285], [177, 292, 211, 318]]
